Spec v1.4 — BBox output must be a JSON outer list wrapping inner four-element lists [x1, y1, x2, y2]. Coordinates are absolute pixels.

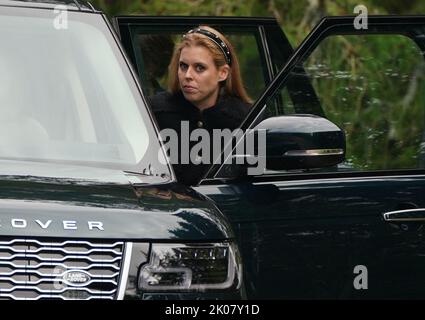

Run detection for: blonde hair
[[168, 25, 252, 104]]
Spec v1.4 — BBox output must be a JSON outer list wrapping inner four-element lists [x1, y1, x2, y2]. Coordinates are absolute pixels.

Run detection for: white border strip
[[116, 242, 132, 300]]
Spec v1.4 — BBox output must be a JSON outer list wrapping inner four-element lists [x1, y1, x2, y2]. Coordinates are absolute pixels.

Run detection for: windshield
[[0, 6, 169, 176]]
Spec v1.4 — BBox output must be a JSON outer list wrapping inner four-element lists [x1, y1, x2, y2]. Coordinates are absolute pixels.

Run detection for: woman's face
[[178, 45, 229, 110]]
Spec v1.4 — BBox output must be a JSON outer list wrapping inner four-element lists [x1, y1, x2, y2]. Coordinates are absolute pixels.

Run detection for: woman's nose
[[184, 67, 194, 79]]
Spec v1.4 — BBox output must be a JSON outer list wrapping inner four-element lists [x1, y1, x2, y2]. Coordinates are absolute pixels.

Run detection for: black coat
[[149, 91, 251, 185]]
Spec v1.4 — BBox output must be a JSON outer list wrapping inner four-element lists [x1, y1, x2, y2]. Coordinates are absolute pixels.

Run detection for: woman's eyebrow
[[179, 57, 208, 65]]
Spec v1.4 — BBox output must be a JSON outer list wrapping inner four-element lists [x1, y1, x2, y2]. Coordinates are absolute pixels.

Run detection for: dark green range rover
[[3, 0, 425, 300], [0, 0, 244, 300]]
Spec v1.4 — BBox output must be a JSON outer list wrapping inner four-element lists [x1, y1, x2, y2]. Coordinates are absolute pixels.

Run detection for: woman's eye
[[179, 62, 188, 71], [195, 65, 205, 72]]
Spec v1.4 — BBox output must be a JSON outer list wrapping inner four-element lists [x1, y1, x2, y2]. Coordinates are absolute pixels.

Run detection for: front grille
[[0, 239, 124, 300]]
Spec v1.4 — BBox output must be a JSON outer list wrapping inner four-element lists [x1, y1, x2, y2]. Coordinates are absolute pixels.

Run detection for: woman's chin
[[182, 93, 198, 104]]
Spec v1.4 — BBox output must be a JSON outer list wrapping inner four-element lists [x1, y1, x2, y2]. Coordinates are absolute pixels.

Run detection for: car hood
[[0, 160, 232, 240]]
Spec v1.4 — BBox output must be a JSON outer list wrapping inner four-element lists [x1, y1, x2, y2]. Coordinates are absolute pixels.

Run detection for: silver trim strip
[[252, 174, 425, 187], [383, 208, 425, 221], [284, 149, 344, 156], [117, 242, 132, 300]]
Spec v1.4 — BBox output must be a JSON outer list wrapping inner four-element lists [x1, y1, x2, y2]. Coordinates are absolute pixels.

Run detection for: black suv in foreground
[[2, 0, 425, 300]]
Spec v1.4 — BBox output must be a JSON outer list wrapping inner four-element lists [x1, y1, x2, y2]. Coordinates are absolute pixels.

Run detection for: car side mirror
[[254, 114, 346, 170]]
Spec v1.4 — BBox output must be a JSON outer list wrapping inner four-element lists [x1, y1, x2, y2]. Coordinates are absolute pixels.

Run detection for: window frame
[[201, 16, 425, 185], [113, 17, 286, 100]]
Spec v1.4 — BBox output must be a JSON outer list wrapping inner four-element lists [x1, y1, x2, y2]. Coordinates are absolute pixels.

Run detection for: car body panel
[[195, 174, 425, 298], [0, 160, 233, 240]]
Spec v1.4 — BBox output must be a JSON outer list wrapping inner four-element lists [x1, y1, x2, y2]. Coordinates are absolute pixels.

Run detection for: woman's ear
[[218, 65, 230, 82]]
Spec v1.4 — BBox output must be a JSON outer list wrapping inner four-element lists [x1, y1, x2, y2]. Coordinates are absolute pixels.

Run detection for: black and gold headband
[[184, 28, 232, 65]]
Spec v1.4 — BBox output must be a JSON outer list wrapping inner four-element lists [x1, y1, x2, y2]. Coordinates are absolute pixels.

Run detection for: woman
[[150, 26, 251, 185]]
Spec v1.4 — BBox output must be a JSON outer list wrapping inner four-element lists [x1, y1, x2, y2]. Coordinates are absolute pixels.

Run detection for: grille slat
[[0, 284, 119, 296], [0, 269, 118, 283], [0, 270, 119, 279], [0, 284, 117, 294], [0, 254, 122, 263], [0, 245, 123, 255], [0, 239, 123, 248], [0, 260, 120, 270], [0, 239, 124, 300], [1, 293, 115, 300]]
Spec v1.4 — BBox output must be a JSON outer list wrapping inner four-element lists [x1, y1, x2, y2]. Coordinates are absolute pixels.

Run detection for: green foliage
[[305, 35, 425, 170], [91, 0, 257, 17], [89, 0, 425, 46]]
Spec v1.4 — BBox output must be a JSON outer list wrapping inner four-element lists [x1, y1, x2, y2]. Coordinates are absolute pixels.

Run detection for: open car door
[[117, 15, 425, 298], [197, 16, 425, 299]]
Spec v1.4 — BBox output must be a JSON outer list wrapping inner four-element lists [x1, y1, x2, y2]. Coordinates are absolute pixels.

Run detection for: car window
[[129, 28, 267, 102], [0, 8, 170, 176], [258, 33, 425, 175]]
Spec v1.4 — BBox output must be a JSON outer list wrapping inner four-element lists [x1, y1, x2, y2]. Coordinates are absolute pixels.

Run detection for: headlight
[[138, 242, 241, 291]]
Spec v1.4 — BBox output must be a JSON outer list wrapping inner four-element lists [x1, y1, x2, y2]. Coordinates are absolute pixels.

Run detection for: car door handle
[[383, 209, 425, 222]]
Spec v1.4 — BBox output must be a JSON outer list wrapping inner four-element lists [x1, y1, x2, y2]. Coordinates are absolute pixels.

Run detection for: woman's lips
[[182, 85, 197, 94]]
